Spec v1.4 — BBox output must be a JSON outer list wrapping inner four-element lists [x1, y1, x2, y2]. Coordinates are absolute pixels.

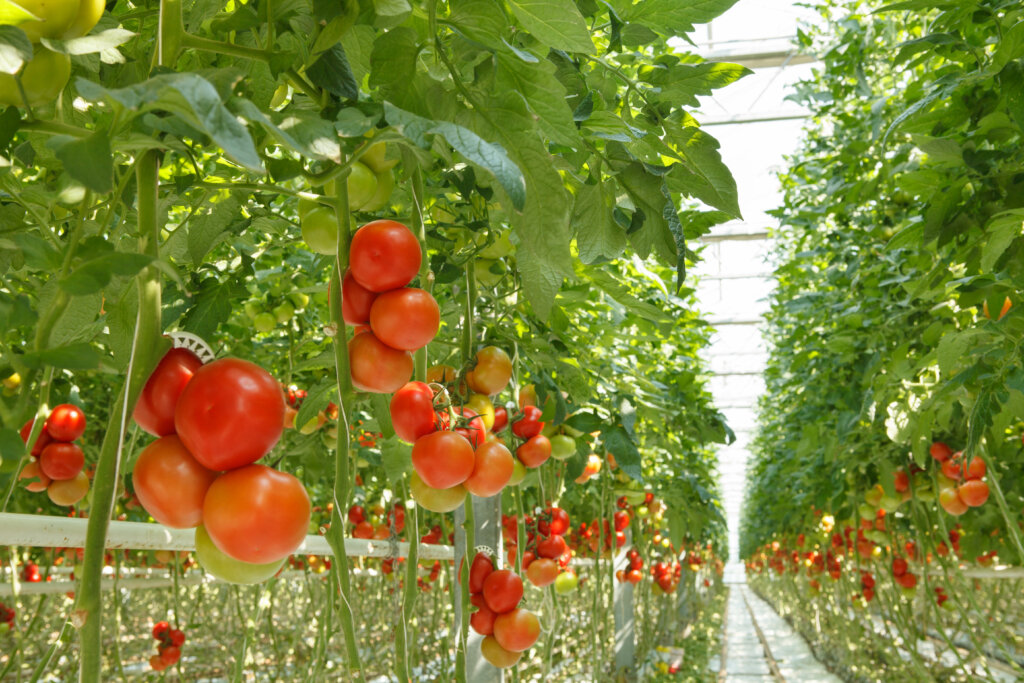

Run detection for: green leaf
[[41, 28, 135, 61], [638, 62, 751, 108], [233, 100, 341, 162], [46, 130, 113, 194], [339, 24, 375, 86], [665, 127, 741, 218], [369, 27, 419, 106], [602, 425, 642, 482], [610, 0, 739, 36], [307, 43, 358, 100], [981, 210, 1024, 272], [447, 0, 506, 46], [373, 0, 411, 25], [565, 411, 604, 433], [0, 427, 22, 462], [295, 380, 336, 433], [381, 436, 411, 483], [77, 73, 264, 172], [506, 0, 593, 53], [104, 282, 138, 370], [59, 251, 152, 295], [21, 343, 101, 370], [188, 196, 243, 266], [495, 53, 578, 147], [371, 393, 395, 439], [586, 269, 669, 323], [0, 25, 30, 75], [0, 0, 36, 26], [384, 102, 526, 211], [573, 179, 626, 263], [615, 162, 675, 263], [181, 280, 247, 339]]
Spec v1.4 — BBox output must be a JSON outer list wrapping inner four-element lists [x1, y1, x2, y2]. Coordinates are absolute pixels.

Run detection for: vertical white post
[[613, 533, 636, 679], [454, 493, 503, 682]]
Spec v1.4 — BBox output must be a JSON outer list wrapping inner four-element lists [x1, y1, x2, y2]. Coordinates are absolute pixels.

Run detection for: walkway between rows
[[721, 584, 841, 682]]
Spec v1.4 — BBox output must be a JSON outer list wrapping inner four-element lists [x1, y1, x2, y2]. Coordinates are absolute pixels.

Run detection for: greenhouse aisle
[[722, 586, 840, 682]]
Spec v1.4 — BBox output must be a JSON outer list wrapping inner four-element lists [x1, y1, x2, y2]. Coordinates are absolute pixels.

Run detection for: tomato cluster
[[502, 506, 574, 589], [466, 552, 540, 669], [130, 349, 310, 583], [0, 601, 14, 633], [21, 562, 42, 583], [616, 549, 644, 585], [149, 621, 186, 671], [931, 442, 990, 515], [651, 561, 683, 593], [19, 403, 90, 506], [348, 502, 405, 540]]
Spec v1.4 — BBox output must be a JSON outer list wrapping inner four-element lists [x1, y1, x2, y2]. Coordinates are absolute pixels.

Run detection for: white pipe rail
[[0, 513, 454, 560]]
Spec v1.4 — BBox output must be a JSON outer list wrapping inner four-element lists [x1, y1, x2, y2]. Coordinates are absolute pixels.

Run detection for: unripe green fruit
[[253, 312, 276, 333]]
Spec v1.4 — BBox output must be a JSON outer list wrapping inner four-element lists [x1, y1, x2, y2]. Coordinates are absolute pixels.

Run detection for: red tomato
[[929, 441, 953, 462], [369, 288, 439, 351], [411, 431, 475, 489], [482, 569, 523, 614], [39, 442, 84, 481], [203, 464, 310, 564], [159, 646, 181, 666], [957, 479, 989, 507], [454, 407, 486, 448], [625, 569, 643, 584], [939, 487, 968, 516], [892, 557, 908, 576], [470, 602, 496, 636], [20, 418, 53, 456], [511, 406, 545, 439], [175, 358, 285, 471], [492, 406, 508, 432], [941, 458, 962, 481], [132, 435, 217, 528], [548, 507, 569, 535], [133, 348, 202, 437], [894, 572, 917, 589], [46, 403, 86, 441], [469, 552, 494, 593], [349, 331, 413, 394], [480, 635, 522, 668], [466, 346, 512, 396], [464, 441, 514, 498], [390, 382, 440, 443], [341, 269, 378, 325], [526, 558, 558, 587], [348, 505, 366, 524], [352, 521, 374, 539], [349, 220, 421, 292], [536, 534, 567, 559], [613, 510, 630, 532], [493, 608, 540, 652], [516, 435, 551, 468], [962, 456, 985, 480]]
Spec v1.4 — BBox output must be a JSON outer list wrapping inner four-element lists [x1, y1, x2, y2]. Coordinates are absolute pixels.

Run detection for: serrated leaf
[[59, 252, 152, 295], [181, 280, 246, 339], [21, 343, 101, 370], [307, 43, 358, 100], [665, 127, 741, 218], [981, 210, 1024, 272], [381, 436, 411, 483], [233, 100, 341, 161], [47, 130, 113, 194], [573, 180, 626, 264], [639, 61, 751, 108], [506, 0, 593, 53], [565, 411, 604, 433], [602, 425, 642, 482], [41, 28, 135, 57], [495, 53, 577, 147], [610, 0, 739, 36], [188, 196, 242, 266], [296, 379, 336, 432]]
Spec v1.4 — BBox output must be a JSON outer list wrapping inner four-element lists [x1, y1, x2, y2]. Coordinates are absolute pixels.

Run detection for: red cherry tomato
[[132, 435, 218, 528], [536, 534, 567, 559], [491, 405, 508, 432], [511, 405, 545, 439], [482, 569, 523, 614], [469, 552, 495, 593], [470, 602, 496, 635], [526, 558, 558, 587], [390, 382, 441, 443], [411, 430, 475, 489], [454, 407, 486, 448], [548, 507, 569, 535], [369, 287, 439, 351], [341, 269, 378, 325], [348, 504, 366, 525], [20, 418, 53, 456], [133, 347, 203, 437], [45, 403, 86, 441], [38, 442, 84, 481], [493, 608, 540, 652], [202, 464, 311, 564], [349, 220, 421, 292], [175, 358, 285, 471], [349, 331, 413, 394], [516, 435, 551, 468], [464, 441, 514, 498]]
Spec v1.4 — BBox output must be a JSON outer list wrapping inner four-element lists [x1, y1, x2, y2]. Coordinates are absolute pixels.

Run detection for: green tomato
[[298, 196, 320, 219], [625, 490, 646, 506], [301, 206, 339, 255], [273, 301, 295, 324], [243, 301, 263, 320], [195, 524, 286, 584], [636, 505, 649, 518], [857, 503, 875, 521], [64, 0, 104, 38], [253, 312, 277, 333], [878, 494, 902, 513], [474, 259, 506, 287], [348, 162, 378, 210], [479, 231, 514, 259], [361, 169, 394, 212], [0, 48, 71, 108], [362, 141, 398, 173], [410, 472, 466, 512], [17, 0, 80, 40], [549, 434, 576, 461], [508, 458, 527, 486], [553, 571, 578, 595], [288, 292, 310, 311]]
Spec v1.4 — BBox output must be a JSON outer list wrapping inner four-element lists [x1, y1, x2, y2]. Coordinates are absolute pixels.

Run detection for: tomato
[[349, 220, 421, 292], [939, 487, 968, 516], [361, 141, 398, 173], [175, 358, 285, 471], [481, 635, 522, 669], [957, 479, 989, 507], [194, 524, 285, 584], [482, 569, 523, 614], [614, 510, 630, 532], [466, 347, 512, 396], [893, 470, 909, 493], [893, 572, 917, 589], [65, 0, 104, 37], [347, 162, 378, 210], [526, 558, 558, 587], [470, 602, 496, 636], [349, 331, 413, 393], [412, 430, 475, 489], [132, 436, 217, 528], [19, 460, 51, 492], [17, 0, 80, 40], [45, 403, 86, 441], [352, 521, 374, 539], [390, 382, 443, 443], [426, 364, 458, 385], [39, 442, 84, 481], [369, 288, 439, 351], [20, 418, 53, 456], [409, 471, 466, 512], [962, 455, 985, 480], [453, 407, 487, 448], [929, 441, 952, 462], [554, 569, 578, 595], [940, 458, 961, 481], [203, 464, 310, 564], [492, 405, 508, 432], [892, 557, 907, 576], [508, 458, 527, 486], [547, 507, 569, 535], [549, 434, 575, 460], [361, 169, 394, 212], [518, 384, 537, 409], [134, 347, 203, 437], [341, 270, 378, 325], [301, 206, 338, 255], [469, 552, 494, 593], [47, 470, 89, 506], [465, 394, 496, 431], [536, 534, 566, 559], [516, 435, 551, 468], [464, 441, 513, 498], [493, 608, 540, 652], [348, 504, 365, 524], [0, 48, 71, 108], [511, 406, 545, 439]]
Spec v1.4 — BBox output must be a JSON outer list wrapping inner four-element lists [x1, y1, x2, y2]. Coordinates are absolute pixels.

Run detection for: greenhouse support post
[[613, 532, 636, 680], [454, 492, 503, 683]]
